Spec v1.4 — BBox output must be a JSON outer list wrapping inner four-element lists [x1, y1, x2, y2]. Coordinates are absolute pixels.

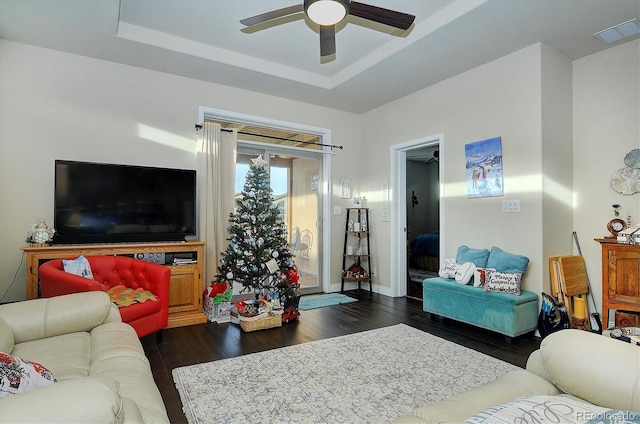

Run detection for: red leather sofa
[[39, 255, 170, 339]]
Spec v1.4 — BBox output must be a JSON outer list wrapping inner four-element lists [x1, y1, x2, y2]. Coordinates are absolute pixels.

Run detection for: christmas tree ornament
[[251, 154, 269, 168]]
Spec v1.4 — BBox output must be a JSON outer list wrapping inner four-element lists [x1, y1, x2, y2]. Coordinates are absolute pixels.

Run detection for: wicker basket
[[239, 313, 282, 332]]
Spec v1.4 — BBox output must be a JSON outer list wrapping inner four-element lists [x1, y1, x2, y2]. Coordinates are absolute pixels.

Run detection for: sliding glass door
[[236, 145, 322, 294]]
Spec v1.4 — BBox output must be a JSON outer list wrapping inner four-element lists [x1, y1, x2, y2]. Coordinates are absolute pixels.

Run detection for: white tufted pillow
[[455, 262, 476, 285]]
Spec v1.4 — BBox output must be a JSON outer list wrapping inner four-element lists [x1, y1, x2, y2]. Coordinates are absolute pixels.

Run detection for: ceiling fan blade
[[319, 25, 336, 57], [240, 4, 304, 27], [348, 1, 415, 30]]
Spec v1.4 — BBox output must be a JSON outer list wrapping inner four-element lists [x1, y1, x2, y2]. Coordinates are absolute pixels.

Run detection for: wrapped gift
[[203, 282, 232, 323], [214, 302, 233, 323]]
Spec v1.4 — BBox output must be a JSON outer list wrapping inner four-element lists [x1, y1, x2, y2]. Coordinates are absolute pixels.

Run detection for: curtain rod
[[195, 124, 343, 150]]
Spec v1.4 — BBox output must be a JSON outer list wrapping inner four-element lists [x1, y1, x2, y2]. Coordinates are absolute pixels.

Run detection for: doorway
[[390, 134, 443, 297], [405, 146, 440, 299]]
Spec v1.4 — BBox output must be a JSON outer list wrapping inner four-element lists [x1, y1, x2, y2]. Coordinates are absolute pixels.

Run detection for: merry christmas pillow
[[483, 271, 523, 295]]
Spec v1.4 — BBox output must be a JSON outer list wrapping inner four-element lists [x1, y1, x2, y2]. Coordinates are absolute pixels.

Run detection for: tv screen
[[53, 160, 196, 244]]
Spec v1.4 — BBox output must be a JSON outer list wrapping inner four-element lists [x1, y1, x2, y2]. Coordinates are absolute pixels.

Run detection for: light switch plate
[[503, 200, 520, 213], [333, 206, 342, 215]]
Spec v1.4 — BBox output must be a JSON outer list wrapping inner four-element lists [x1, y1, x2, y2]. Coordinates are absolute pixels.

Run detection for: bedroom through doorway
[[406, 145, 440, 300]]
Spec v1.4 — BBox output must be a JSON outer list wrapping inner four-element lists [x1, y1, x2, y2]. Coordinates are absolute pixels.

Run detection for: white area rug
[[173, 324, 519, 423]]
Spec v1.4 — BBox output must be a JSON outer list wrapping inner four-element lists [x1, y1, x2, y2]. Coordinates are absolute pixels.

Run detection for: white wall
[[540, 44, 574, 290], [0, 40, 361, 301], [360, 44, 548, 297], [573, 39, 640, 320], [2, 37, 638, 314], [356, 39, 639, 313]]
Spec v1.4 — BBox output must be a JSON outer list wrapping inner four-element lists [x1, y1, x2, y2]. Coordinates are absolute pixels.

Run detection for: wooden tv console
[[22, 241, 207, 328]]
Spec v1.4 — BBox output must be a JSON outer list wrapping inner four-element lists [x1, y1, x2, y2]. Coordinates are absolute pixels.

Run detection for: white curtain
[[197, 122, 237, 286]]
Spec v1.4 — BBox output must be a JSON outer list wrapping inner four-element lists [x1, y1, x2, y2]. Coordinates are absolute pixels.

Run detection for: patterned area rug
[[173, 324, 519, 423]]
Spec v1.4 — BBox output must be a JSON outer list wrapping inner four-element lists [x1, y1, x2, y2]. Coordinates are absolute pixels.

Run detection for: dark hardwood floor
[[141, 290, 541, 423]]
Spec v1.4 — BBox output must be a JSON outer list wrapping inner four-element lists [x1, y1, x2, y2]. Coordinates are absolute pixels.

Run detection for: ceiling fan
[[240, 0, 415, 59]]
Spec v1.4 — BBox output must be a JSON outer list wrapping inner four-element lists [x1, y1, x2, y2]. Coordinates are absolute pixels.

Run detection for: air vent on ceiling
[[594, 18, 640, 44]]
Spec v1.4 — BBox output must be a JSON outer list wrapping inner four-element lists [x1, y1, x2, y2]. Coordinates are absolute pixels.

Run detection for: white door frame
[[390, 133, 444, 297], [198, 106, 333, 293]]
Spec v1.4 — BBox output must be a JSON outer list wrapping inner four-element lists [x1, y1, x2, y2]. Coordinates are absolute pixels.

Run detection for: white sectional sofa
[[0, 291, 169, 423], [393, 329, 640, 423]]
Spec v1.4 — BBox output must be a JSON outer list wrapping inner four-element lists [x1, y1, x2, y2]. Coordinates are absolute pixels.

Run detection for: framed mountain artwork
[[465, 136, 504, 199]]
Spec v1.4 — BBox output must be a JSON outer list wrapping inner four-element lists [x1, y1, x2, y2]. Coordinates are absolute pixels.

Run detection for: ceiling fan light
[[305, 0, 348, 26]]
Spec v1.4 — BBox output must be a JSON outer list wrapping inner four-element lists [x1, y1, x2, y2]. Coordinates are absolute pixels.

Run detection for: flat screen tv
[[53, 160, 196, 244]]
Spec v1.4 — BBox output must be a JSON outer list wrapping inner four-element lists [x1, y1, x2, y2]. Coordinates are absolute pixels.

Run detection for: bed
[[410, 233, 440, 271]]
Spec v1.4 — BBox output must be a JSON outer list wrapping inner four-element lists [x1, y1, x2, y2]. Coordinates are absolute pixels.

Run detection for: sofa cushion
[[90, 322, 148, 364], [0, 292, 117, 344], [11, 332, 92, 381], [0, 376, 124, 423], [0, 352, 57, 398], [457, 245, 490, 268], [62, 255, 94, 279], [408, 370, 559, 423], [486, 246, 529, 273], [89, 323, 168, 423]]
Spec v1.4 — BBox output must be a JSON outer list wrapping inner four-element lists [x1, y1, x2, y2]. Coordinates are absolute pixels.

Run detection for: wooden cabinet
[[21, 241, 207, 328], [596, 239, 640, 327]]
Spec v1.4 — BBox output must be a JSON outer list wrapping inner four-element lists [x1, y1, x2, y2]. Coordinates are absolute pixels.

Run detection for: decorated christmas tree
[[215, 155, 299, 306]]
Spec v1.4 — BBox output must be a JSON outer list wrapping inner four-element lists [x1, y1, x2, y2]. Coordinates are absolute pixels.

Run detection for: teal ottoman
[[423, 277, 538, 343]]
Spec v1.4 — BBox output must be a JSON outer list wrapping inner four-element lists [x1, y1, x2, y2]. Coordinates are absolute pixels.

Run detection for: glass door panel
[[285, 155, 319, 293], [236, 146, 322, 294]]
